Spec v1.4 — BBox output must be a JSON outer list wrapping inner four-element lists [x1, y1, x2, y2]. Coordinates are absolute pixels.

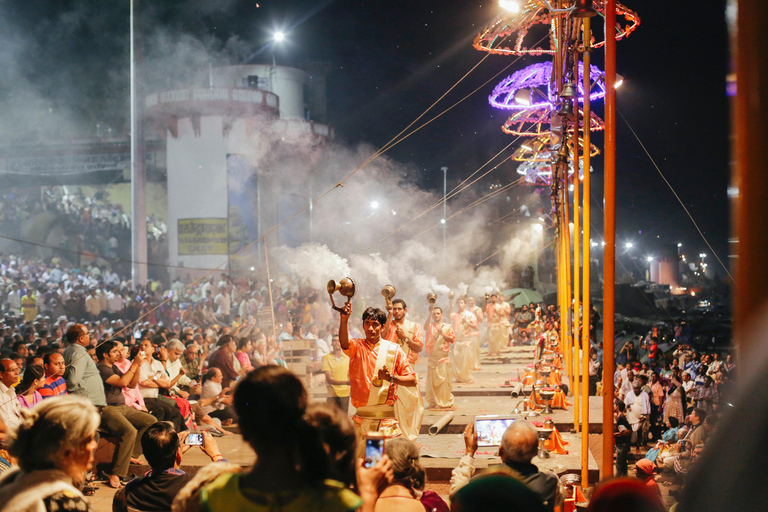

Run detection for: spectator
[[112, 423, 226, 512], [137, 337, 187, 432], [634, 459, 661, 498], [450, 473, 546, 512], [200, 368, 236, 426], [450, 421, 560, 511], [180, 342, 205, 381], [303, 403, 357, 487], [0, 358, 22, 439], [173, 365, 366, 512], [614, 400, 632, 476], [322, 335, 351, 412], [205, 335, 241, 388], [378, 437, 448, 512], [39, 352, 68, 398], [586, 478, 665, 512], [0, 396, 100, 510], [96, 340, 158, 483], [234, 337, 254, 373], [15, 364, 45, 408]]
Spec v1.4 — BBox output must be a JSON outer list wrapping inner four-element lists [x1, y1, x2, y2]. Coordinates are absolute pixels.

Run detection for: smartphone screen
[[187, 433, 204, 446], [474, 416, 516, 447], [364, 438, 384, 468]]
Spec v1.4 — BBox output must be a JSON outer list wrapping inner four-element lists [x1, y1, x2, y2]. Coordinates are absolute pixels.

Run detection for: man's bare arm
[[338, 302, 352, 350]]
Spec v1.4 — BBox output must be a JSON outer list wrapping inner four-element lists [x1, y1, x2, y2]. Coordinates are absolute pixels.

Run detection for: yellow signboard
[[178, 218, 228, 255]]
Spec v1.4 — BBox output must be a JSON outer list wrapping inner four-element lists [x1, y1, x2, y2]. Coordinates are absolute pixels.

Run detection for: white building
[[145, 64, 332, 277]]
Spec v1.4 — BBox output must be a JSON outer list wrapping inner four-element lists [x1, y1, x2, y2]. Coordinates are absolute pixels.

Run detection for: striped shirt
[[39, 375, 68, 398]]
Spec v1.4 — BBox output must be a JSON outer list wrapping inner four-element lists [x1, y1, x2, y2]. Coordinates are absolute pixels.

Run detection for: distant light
[[646, 256, 653, 262], [677, 242, 683, 247], [615, 74, 625, 89], [625, 242, 634, 249], [601, 241, 606, 246], [521, 143, 533, 151], [499, 0, 520, 12], [590, 241, 599, 247], [533, 223, 543, 232], [568, 184, 574, 192], [691, 291, 696, 297], [274, 31, 285, 42], [250, 266, 255, 271], [699, 253, 707, 258], [538, 216, 545, 222], [370, 201, 380, 210], [391, 210, 397, 216], [440, 219, 446, 224]]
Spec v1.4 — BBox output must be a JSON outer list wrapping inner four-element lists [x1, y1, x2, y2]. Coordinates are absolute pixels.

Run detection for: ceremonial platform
[[88, 344, 602, 511]]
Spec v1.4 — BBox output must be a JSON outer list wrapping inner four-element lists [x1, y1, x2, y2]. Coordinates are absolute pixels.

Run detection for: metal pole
[[581, 16, 592, 488], [264, 240, 279, 343], [130, 0, 148, 290], [442, 166, 448, 265], [602, 0, 617, 480], [563, 175, 577, 430], [572, 45, 582, 434]]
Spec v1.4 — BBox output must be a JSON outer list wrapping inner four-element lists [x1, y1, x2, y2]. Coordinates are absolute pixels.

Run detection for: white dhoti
[[426, 349, 454, 408], [453, 339, 475, 383], [394, 375, 424, 441], [489, 323, 509, 354]]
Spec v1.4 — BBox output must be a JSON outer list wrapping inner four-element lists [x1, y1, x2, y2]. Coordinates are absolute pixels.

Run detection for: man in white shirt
[[0, 358, 22, 440], [625, 380, 651, 448], [619, 370, 635, 401], [213, 288, 231, 323], [107, 287, 125, 319]]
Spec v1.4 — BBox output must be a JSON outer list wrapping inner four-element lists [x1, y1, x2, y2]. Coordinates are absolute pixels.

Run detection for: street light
[[499, 0, 520, 13], [646, 256, 654, 262], [274, 31, 285, 42], [370, 201, 380, 210], [625, 242, 634, 249]]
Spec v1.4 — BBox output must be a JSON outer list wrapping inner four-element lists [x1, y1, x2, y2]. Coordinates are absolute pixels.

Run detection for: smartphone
[[474, 415, 516, 447], [364, 434, 384, 468], [186, 433, 204, 446]]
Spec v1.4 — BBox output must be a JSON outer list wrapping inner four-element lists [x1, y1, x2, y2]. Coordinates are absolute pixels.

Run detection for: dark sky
[[1, 0, 731, 275], [261, 0, 732, 273]]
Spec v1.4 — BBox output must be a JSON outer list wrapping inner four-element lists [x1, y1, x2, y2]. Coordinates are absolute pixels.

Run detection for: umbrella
[[501, 288, 544, 308]]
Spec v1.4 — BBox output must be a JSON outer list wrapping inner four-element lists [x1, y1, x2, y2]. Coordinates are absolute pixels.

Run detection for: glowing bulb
[[440, 219, 446, 224], [391, 210, 397, 216], [625, 242, 634, 249], [370, 201, 379, 210], [274, 31, 285, 42], [499, 0, 520, 12], [568, 184, 574, 192], [615, 74, 624, 89], [250, 266, 255, 271], [647, 256, 653, 262], [521, 143, 533, 152], [677, 242, 683, 247]]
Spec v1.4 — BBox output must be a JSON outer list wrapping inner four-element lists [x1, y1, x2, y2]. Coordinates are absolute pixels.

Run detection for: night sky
[[1, 0, 731, 275], [252, 0, 732, 273]]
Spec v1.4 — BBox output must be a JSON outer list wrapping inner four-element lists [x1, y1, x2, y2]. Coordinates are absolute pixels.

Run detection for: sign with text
[[178, 218, 228, 255]]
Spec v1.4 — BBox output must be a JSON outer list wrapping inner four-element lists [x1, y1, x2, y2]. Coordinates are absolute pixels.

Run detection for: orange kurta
[[344, 337, 414, 409]]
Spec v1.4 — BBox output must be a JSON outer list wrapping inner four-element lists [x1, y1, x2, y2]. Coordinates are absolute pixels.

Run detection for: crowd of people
[[0, 251, 731, 511]]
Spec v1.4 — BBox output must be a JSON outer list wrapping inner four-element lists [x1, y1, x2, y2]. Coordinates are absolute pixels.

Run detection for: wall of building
[[211, 65, 308, 120]]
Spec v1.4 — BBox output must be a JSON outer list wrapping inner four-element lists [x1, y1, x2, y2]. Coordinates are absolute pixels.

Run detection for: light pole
[[130, 0, 147, 289], [441, 166, 448, 264]]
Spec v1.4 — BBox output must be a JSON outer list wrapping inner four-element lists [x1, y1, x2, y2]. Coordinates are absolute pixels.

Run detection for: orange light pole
[[572, 47, 582, 434], [581, 16, 592, 488], [602, 0, 617, 480]]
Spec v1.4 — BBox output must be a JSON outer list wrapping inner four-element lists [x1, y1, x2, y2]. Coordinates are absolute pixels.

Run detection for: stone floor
[[89, 343, 605, 512]]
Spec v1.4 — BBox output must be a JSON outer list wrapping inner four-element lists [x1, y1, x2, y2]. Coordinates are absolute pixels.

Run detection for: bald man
[[450, 420, 561, 512]]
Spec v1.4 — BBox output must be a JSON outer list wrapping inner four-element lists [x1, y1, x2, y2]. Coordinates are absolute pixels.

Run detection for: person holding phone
[[339, 303, 416, 458], [112, 423, 225, 512]]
